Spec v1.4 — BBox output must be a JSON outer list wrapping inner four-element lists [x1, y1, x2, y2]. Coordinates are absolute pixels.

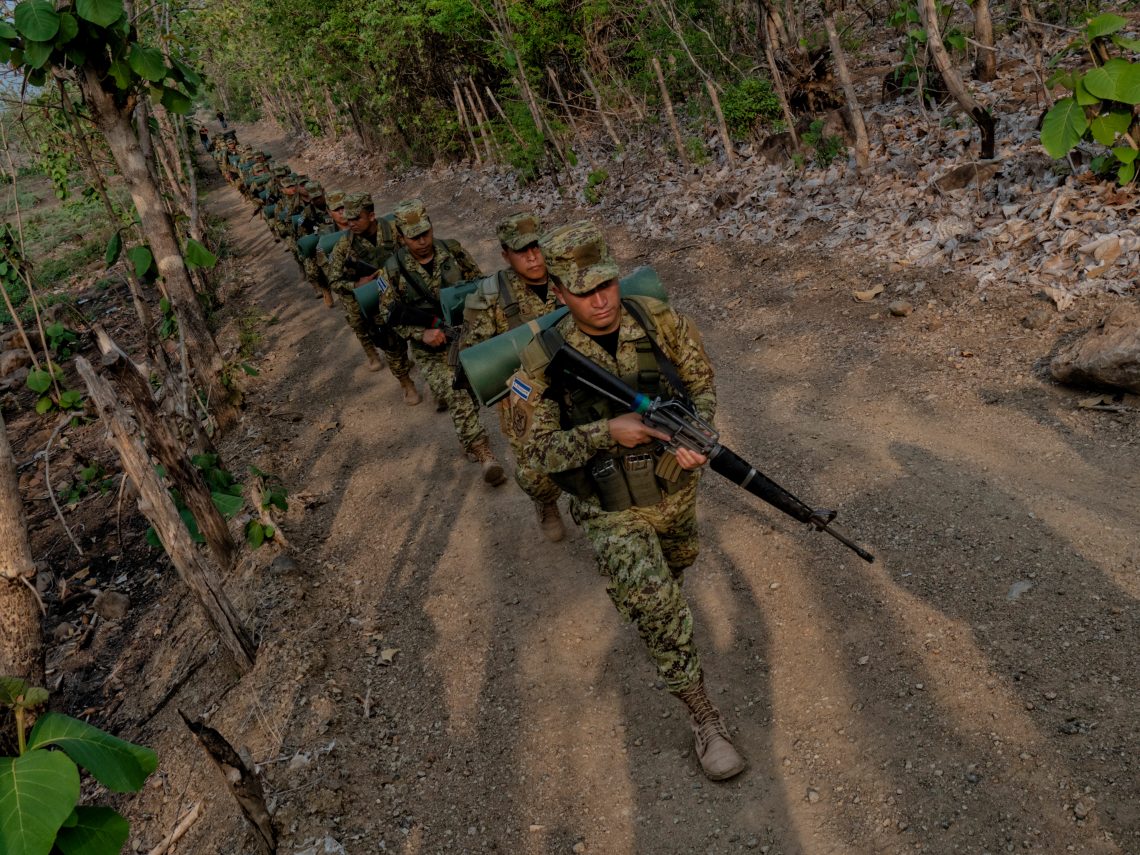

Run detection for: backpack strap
[[622, 298, 692, 407], [498, 271, 524, 329], [394, 248, 438, 309]]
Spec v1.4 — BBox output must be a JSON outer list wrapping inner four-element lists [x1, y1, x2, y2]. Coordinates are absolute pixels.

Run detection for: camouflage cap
[[497, 212, 542, 251], [279, 173, 300, 189], [540, 220, 620, 295], [271, 165, 290, 177], [326, 189, 347, 211], [303, 181, 324, 196], [393, 198, 431, 238], [343, 193, 375, 218]]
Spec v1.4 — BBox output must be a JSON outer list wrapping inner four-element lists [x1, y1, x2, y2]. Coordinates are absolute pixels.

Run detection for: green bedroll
[[457, 266, 667, 407]]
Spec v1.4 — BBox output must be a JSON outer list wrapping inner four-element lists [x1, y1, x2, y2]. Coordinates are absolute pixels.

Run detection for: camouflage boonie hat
[[497, 212, 542, 251], [393, 198, 431, 238], [303, 181, 324, 197], [343, 193, 374, 218], [326, 189, 347, 211], [540, 221, 620, 295], [271, 165, 290, 177]]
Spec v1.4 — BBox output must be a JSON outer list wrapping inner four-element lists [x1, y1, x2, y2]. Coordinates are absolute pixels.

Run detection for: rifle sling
[[621, 299, 693, 409]]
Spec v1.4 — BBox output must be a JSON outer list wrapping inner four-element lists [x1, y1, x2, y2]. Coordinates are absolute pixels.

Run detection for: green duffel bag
[[458, 266, 667, 407]]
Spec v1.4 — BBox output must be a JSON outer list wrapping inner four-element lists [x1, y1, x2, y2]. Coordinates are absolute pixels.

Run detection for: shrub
[[719, 77, 782, 137]]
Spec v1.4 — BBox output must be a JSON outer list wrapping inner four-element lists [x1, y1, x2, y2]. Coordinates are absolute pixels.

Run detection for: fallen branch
[[147, 801, 202, 855]]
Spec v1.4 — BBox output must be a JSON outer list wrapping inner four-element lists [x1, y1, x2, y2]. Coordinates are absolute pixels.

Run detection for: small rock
[[888, 300, 913, 317], [806, 788, 820, 804], [1074, 800, 1091, 819], [92, 590, 130, 621], [52, 622, 76, 641], [0, 348, 32, 378], [270, 555, 299, 574], [1021, 307, 1052, 330], [287, 752, 311, 772], [572, 842, 586, 853]]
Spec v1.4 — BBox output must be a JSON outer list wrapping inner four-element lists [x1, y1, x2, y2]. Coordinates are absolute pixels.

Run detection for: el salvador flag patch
[[510, 377, 532, 401]]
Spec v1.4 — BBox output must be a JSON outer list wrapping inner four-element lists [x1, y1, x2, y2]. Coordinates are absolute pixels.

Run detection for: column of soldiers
[[213, 130, 746, 782]]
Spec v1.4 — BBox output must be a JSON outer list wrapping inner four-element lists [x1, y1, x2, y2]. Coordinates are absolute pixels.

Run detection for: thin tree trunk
[[484, 86, 527, 147], [705, 79, 736, 169], [79, 69, 236, 429], [546, 66, 581, 138], [763, 11, 800, 148], [322, 86, 340, 142], [0, 413, 42, 683], [77, 358, 255, 672], [468, 79, 503, 161], [453, 84, 482, 165], [919, 0, 996, 158], [973, 0, 996, 82], [823, 12, 870, 171], [460, 82, 494, 162], [580, 64, 622, 148], [651, 57, 688, 167]]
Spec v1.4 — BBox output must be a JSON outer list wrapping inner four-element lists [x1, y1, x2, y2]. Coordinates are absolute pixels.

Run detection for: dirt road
[[121, 127, 1139, 855]]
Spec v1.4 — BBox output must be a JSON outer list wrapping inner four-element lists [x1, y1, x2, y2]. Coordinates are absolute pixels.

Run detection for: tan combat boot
[[675, 679, 746, 781], [362, 344, 383, 373], [398, 376, 422, 406], [536, 500, 565, 542], [469, 438, 507, 486], [321, 288, 334, 308]]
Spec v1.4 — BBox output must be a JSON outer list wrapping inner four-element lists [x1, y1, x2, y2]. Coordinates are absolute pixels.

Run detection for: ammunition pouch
[[552, 444, 693, 511]]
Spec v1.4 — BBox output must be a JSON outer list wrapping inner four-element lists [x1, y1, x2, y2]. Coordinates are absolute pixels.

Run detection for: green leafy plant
[[885, 1, 963, 100], [1041, 13, 1140, 184], [25, 365, 85, 416], [158, 296, 178, 340], [245, 465, 286, 548], [802, 119, 847, 168], [44, 322, 79, 359], [0, 676, 156, 855], [584, 169, 608, 204], [719, 76, 782, 137], [66, 462, 114, 504]]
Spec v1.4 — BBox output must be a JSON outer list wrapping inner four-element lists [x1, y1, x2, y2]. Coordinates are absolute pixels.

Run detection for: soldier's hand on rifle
[[609, 413, 670, 449], [355, 274, 373, 285], [422, 328, 447, 348], [673, 446, 708, 471]]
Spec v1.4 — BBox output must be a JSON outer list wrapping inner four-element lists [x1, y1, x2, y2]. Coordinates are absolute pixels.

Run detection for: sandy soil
[[87, 125, 1140, 855]]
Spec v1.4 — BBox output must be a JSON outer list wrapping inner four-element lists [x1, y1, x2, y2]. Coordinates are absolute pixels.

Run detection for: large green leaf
[[1041, 97, 1089, 158], [53, 806, 129, 855], [1083, 58, 1140, 104], [1085, 13, 1127, 41], [75, 0, 123, 28], [125, 245, 153, 278], [0, 751, 80, 855], [103, 232, 122, 268], [0, 21, 17, 39], [1089, 109, 1134, 145], [26, 713, 156, 793], [21, 40, 52, 69], [13, 0, 59, 42], [127, 45, 165, 82], [183, 238, 217, 269], [1113, 146, 1139, 164], [56, 12, 78, 43], [211, 491, 244, 519], [1074, 75, 1100, 107], [0, 677, 29, 705], [1113, 34, 1140, 54], [160, 86, 192, 115], [107, 58, 132, 90]]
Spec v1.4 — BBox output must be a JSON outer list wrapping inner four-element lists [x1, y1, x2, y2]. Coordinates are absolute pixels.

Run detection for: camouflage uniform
[[463, 213, 561, 504], [378, 198, 487, 451], [513, 221, 716, 695], [327, 193, 409, 373]]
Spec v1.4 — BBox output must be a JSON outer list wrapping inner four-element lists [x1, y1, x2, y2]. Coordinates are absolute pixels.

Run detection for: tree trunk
[[0, 413, 42, 683], [705, 79, 736, 170], [761, 11, 800, 148], [973, 0, 996, 82], [453, 83, 482, 165], [79, 70, 236, 429], [580, 64, 622, 148], [919, 0, 996, 158], [76, 358, 255, 672], [651, 57, 688, 167], [823, 12, 870, 171]]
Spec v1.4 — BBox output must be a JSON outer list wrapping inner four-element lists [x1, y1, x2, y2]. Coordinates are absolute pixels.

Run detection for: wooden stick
[[76, 358, 255, 672], [453, 82, 482, 165], [651, 57, 688, 167], [763, 13, 799, 148], [704, 79, 736, 169], [147, 801, 202, 855], [460, 82, 494, 163], [483, 85, 527, 147], [823, 12, 870, 170], [546, 66, 580, 137], [467, 78, 501, 161], [580, 64, 622, 148]]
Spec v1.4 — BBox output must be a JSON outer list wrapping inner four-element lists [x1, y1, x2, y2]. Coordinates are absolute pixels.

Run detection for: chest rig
[[385, 241, 462, 313], [539, 298, 692, 510]]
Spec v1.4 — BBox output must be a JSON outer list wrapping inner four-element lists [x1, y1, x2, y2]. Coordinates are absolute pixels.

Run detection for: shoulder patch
[[510, 376, 533, 401], [375, 275, 389, 294]]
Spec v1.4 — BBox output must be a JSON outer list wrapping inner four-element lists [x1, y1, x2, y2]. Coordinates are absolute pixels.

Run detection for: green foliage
[[66, 462, 114, 505], [584, 169, 608, 204], [44, 322, 78, 359], [183, 238, 217, 270], [719, 77, 782, 137], [36, 143, 76, 201], [157, 297, 177, 340], [26, 364, 85, 416], [1042, 14, 1140, 184], [0, 677, 155, 855], [886, 1, 965, 96], [683, 136, 709, 165], [0, 0, 200, 111], [802, 119, 847, 168]]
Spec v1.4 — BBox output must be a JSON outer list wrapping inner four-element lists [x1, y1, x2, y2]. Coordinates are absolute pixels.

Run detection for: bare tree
[[973, 0, 996, 82]]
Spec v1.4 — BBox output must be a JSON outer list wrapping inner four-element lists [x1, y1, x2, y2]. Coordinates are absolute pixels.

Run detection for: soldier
[[463, 212, 566, 540], [379, 198, 506, 484], [510, 221, 746, 781], [326, 193, 411, 380]]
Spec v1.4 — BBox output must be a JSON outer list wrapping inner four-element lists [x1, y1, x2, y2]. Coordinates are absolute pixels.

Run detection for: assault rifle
[[547, 343, 875, 563], [386, 301, 459, 343], [344, 258, 379, 281]]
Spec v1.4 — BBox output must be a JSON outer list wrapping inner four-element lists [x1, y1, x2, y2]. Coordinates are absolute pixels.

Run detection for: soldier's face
[[503, 243, 546, 284], [347, 209, 376, 235], [330, 209, 349, 229], [402, 228, 434, 262], [556, 278, 620, 336]]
